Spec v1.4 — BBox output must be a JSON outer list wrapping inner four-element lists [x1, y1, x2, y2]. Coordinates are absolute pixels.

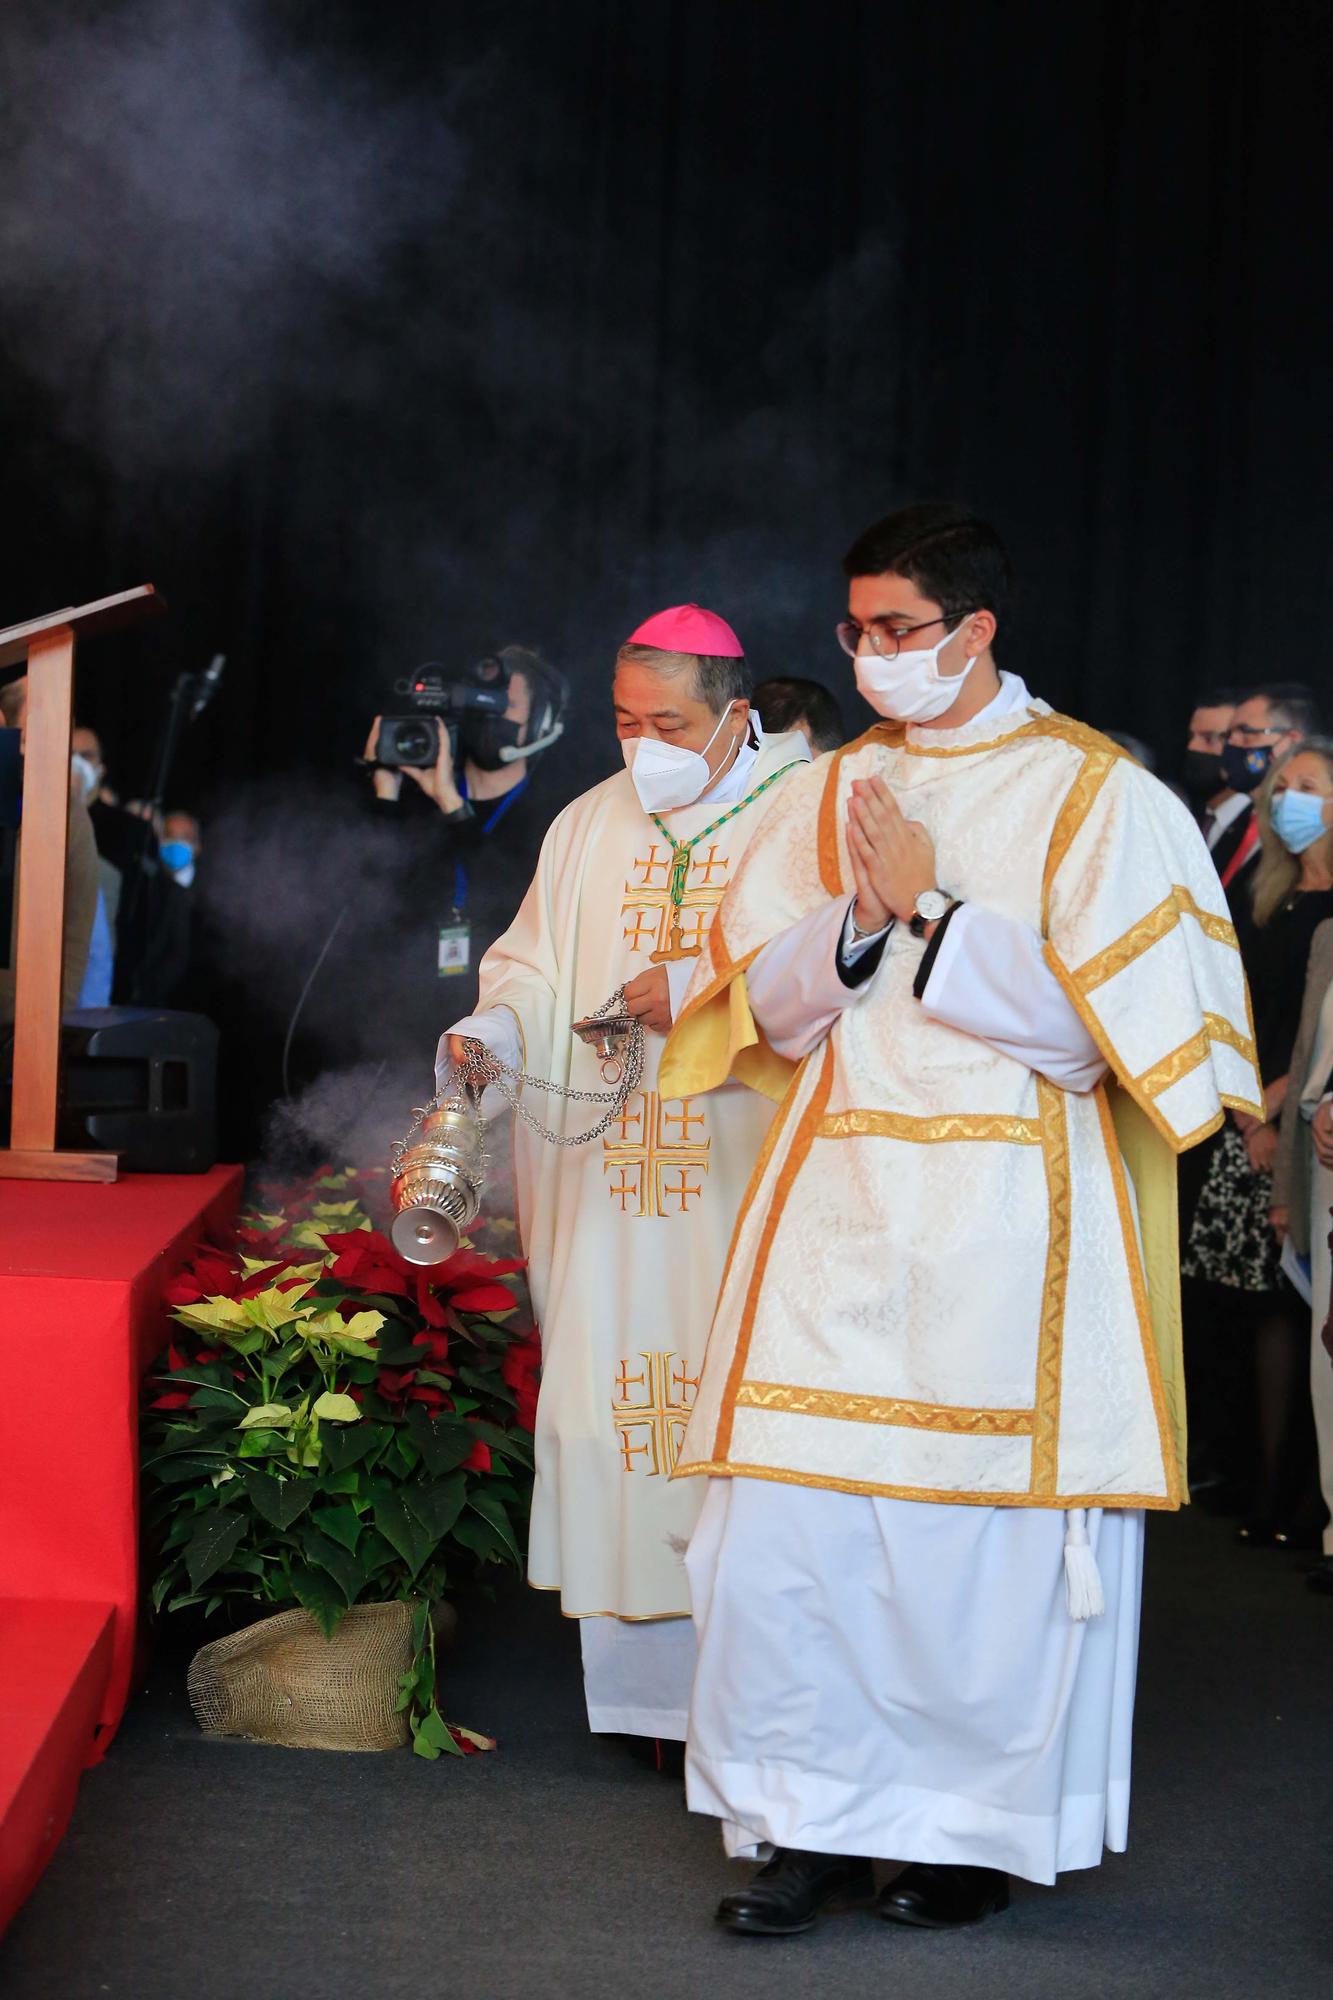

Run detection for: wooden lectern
[[0, 586, 166, 1182]]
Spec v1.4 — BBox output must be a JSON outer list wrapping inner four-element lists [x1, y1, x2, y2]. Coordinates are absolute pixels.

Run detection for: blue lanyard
[[451, 775, 530, 918]]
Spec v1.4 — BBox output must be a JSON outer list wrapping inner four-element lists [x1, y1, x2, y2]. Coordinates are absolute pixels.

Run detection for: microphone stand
[[119, 654, 225, 945]]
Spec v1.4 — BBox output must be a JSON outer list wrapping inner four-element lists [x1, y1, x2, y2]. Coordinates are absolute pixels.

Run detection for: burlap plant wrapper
[[187, 1602, 415, 1752]]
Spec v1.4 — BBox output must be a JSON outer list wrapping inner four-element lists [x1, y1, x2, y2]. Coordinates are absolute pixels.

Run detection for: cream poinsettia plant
[[143, 1168, 540, 1758]]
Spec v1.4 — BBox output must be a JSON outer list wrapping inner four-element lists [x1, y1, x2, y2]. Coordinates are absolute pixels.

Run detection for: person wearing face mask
[[159, 810, 201, 888], [659, 503, 1260, 1937], [440, 606, 810, 1761], [1209, 686, 1322, 923], [1181, 686, 1238, 824], [1185, 740, 1333, 1551], [359, 647, 563, 1039]]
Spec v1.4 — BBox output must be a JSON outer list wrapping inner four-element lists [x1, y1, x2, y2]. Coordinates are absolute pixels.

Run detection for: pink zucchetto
[[626, 602, 745, 657]]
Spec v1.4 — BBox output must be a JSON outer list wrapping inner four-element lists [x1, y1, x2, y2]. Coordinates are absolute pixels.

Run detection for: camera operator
[[359, 644, 565, 1050]]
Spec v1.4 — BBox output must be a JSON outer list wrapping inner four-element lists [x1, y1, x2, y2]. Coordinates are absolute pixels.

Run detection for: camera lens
[[393, 721, 435, 765]]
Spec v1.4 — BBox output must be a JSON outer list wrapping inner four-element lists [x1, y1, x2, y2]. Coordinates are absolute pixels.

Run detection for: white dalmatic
[[667, 672, 1255, 1877], [443, 727, 809, 1736]]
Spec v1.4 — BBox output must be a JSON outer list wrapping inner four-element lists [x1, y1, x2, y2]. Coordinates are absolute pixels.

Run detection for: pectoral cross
[[648, 915, 702, 963]]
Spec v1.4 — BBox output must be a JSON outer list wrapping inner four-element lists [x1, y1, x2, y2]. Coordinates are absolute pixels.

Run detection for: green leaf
[[412, 1704, 463, 1760], [320, 1420, 387, 1475], [451, 1513, 505, 1565], [310, 1390, 361, 1424], [239, 1403, 294, 1430], [311, 1501, 362, 1551], [405, 1405, 475, 1476], [288, 1562, 345, 1638], [237, 1466, 314, 1529], [150, 1568, 181, 1612], [302, 1529, 370, 1606], [466, 1489, 522, 1566], [184, 1510, 247, 1593], [355, 1528, 396, 1575], [189, 1386, 250, 1412], [372, 1322, 426, 1366], [372, 1493, 437, 1580], [237, 1429, 291, 1459], [404, 1473, 467, 1544], [143, 1451, 230, 1485], [462, 1418, 533, 1465]]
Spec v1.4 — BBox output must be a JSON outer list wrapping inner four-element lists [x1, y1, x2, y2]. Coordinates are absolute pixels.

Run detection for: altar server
[[660, 505, 1260, 1932], [442, 606, 809, 1749]]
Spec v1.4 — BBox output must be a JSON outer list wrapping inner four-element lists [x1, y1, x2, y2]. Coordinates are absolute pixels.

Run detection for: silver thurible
[[389, 1090, 487, 1266]]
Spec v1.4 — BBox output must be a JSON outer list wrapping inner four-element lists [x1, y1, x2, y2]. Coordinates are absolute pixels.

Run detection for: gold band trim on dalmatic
[[817, 1108, 1041, 1144], [1139, 1012, 1258, 1100], [1073, 886, 1240, 994], [1030, 1076, 1071, 1495], [1041, 941, 1263, 1152], [735, 1381, 1034, 1435], [1041, 743, 1121, 935], [713, 1041, 835, 1460], [672, 1457, 1178, 1511], [817, 744, 852, 895]]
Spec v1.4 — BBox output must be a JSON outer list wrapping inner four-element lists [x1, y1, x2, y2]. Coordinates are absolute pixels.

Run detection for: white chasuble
[[660, 696, 1262, 1510], [465, 731, 809, 1618]]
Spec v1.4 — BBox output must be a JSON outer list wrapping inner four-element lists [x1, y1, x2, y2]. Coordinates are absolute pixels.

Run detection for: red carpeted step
[[0, 1598, 116, 1936]]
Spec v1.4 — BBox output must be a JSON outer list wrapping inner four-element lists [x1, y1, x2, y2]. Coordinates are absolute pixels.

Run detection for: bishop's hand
[[846, 777, 937, 929], [446, 1034, 500, 1085], [623, 964, 673, 1035]]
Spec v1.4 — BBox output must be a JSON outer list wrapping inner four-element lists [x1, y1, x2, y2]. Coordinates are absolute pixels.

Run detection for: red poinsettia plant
[[142, 1167, 541, 1758]]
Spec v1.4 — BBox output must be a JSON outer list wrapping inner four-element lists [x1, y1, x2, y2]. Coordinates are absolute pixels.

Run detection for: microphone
[[499, 718, 564, 761], [189, 653, 226, 722]]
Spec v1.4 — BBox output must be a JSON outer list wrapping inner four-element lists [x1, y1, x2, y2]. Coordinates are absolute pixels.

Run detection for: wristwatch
[[909, 888, 955, 939]]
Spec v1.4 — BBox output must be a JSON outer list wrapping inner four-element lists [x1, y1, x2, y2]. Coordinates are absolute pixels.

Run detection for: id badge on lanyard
[[437, 780, 526, 977], [438, 906, 471, 977]]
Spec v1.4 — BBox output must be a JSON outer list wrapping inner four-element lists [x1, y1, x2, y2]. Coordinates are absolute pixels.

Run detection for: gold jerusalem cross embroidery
[[621, 842, 729, 960], [619, 762, 803, 961], [612, 1351, 700, 1474], [603, 1090, 710, 1216]]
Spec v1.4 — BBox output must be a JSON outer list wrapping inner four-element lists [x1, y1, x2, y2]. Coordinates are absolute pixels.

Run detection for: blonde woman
[[1183, 739, 1333, 1545]]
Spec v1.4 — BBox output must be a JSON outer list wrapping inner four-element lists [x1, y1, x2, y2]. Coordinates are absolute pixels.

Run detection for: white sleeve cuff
[[919, 903, 1108, 1092], [663, 955, 698, 1022], [839, 902, 895, 964], [747, 899, 867, 1061]]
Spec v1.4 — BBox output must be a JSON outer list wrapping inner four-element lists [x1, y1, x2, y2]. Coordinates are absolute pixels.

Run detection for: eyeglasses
[[835, 613, 974, 660], [1228, 723, 1285, 744]]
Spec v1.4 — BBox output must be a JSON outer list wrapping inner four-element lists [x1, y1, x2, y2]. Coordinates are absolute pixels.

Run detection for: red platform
[[0, 1164, 242, 1931]]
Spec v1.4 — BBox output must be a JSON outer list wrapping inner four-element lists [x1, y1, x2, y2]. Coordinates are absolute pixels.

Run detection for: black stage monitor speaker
[[8, 1007, 220, 1173]]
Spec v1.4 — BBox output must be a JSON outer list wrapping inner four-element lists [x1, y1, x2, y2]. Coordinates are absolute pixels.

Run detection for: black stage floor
[[3, 1505, 1328, 2000]]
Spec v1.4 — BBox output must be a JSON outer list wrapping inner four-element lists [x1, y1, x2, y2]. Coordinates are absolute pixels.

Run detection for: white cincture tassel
[[1063, 1508, 1105, 1621]]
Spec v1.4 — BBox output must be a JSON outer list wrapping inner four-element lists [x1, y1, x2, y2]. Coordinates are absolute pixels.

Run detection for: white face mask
[[622, 702, 739, 814], [854, 620, 977, 724], [70, 752, 99, 803]]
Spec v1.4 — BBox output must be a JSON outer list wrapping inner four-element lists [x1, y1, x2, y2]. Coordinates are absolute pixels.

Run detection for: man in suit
[[1211, 684, 1322, 917]]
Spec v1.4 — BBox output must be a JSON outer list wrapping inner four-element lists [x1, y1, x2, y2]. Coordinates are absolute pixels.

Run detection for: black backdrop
[[2, 0, 1330, 1142]]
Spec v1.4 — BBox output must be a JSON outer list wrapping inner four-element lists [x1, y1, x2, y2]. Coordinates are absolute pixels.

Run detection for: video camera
[[375, 648, 567, 770], [375, 658, 509, 769]]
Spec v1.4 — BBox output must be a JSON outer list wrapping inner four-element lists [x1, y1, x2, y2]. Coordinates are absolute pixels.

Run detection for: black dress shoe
[[879, 1863, 1011, 1928], [716, 1847, 874, 1935]]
